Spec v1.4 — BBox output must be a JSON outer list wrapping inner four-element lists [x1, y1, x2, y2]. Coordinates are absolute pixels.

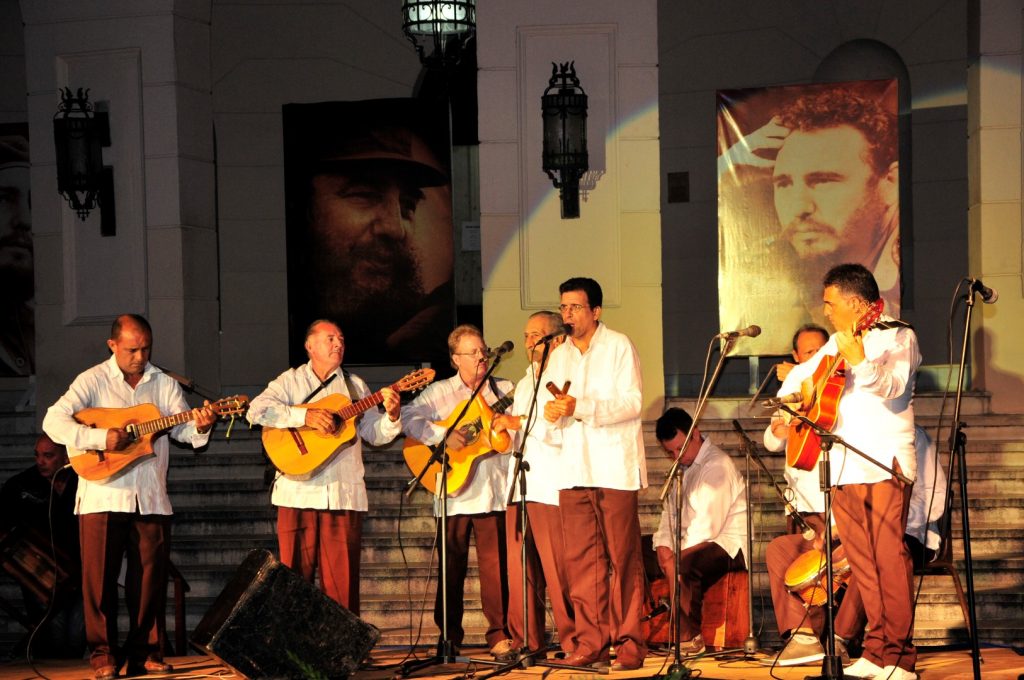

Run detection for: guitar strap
[[302, 373, 337, 403], [487, 375, 507, 402], [871, 319, 913, 331]]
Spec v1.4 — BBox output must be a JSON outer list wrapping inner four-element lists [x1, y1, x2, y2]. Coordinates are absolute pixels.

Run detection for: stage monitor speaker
[[191, 548, 379, 679]]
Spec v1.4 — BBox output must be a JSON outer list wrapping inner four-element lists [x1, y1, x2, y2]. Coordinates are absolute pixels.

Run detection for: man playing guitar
[[42, 315, 217, 680], [764, 323, 862, 666], [401, 324, 514, 658], [772, 264, 921, 680], [246, 320, 402, 615]]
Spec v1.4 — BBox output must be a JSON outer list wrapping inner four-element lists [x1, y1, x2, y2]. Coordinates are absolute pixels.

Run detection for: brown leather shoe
[[94, 665, 117, 680]]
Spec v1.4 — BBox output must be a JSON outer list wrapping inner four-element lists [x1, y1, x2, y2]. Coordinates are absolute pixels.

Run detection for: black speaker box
[[191, 548, 380, 679]]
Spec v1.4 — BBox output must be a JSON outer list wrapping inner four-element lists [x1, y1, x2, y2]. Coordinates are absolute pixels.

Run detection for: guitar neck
[[493, 393, 514, 414], [336, 384, 393, 421], [133, 410, 196, 437]]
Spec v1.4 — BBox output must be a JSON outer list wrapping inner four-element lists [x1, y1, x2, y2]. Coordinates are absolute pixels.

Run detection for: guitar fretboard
[[336, 387, 389, 421], [130, 411, 195, 437]]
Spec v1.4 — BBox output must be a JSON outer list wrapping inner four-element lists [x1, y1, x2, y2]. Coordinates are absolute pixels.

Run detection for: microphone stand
[[947, 282, 983, 680], [475, 341, 599, 678], [399, 351, 509, 676], [731, 420, 764, 658], [154, 364, 220, 402], [656, 335, 737, 680], [771, 405, 910, 680]]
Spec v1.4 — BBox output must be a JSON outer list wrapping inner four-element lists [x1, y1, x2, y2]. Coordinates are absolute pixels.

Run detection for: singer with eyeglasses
[[401, 324, 515, 658], [541, 277, 648, 671]]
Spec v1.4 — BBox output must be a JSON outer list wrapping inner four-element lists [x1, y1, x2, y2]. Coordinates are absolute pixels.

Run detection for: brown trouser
[[276, 507, 363, 614], [658, 541, 746, 639], [833, 479, 916, 671], [435, 511, 509, 647], [79, 512, 169, 670], [559, 487, 647, 664], [765, 512, 864, 639], [505, 501, 576, 653]]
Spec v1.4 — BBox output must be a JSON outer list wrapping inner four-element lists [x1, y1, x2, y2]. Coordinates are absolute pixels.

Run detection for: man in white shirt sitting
[[653, 407, 748, 657]]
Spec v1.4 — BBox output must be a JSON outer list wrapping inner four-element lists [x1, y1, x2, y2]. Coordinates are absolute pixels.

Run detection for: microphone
[[970, 278, 999, 304], [762, 392, 803, 408], [641, 600, 670, 622], [488, 341, 515, 358], [716, 324, 761, 340], [538, 323, 572, 344]]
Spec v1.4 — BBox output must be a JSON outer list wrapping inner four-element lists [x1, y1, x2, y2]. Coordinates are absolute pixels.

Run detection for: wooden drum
[[784, 544, 851, 607]]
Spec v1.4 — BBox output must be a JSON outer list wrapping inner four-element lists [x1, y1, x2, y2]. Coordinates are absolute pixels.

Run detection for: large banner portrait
[[717, 80, 900, 355], [283, 99, 455, 367], [0, 124, 33, 376]]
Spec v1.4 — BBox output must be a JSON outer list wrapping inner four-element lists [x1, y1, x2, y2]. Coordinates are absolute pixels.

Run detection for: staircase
[[1, 390, 1022, 656]]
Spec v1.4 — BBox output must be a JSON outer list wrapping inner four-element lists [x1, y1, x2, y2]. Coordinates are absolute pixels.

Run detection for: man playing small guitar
[[42, 314, 217, 680], [771, 264, 921, 680], [246, 319, 402, 615], [401, 324, 515, 658]]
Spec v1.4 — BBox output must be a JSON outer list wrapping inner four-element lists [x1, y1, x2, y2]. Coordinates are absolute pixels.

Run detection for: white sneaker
[[844, 656, 884, 678], [880, 665, 918, 680]]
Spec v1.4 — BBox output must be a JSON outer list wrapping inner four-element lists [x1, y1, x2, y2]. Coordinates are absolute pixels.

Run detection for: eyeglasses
[[558, 303, 589, 314], [453, 348, 488, 358]]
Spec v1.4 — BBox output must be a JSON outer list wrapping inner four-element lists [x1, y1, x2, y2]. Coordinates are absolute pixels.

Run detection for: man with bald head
[[43, 314, 217, 679], [247, 319, 402, 614]]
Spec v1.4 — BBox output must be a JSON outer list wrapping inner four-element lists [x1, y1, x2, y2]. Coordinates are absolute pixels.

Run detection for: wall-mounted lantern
[[541, 62, 589, 219], [53, 87, 110, 222]]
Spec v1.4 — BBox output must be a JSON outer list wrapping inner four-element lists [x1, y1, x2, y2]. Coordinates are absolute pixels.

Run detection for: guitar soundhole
[[126, 424, 138, 442]]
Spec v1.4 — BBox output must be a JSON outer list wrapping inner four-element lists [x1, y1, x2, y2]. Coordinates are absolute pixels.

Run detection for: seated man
[[653, 407, 747, 656], [763, 324, 861, 666], [0, 434, 85, 659], [765, 424, 946, 666]]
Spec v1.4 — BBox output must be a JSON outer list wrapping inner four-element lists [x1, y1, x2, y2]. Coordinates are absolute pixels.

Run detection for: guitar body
[[786, 357, 846, 471], [68, 395, 249, 482], [785, 299, 884, 472], [70, 404, 161, 481], [261, 393, 359, 479], [403, 392, 512, 497]]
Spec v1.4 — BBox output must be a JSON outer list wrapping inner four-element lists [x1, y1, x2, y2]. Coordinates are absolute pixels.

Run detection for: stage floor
[[1, 645, 1021, 680]]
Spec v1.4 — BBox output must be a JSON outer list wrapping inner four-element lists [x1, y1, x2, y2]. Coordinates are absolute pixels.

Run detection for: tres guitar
[[70, 396, 250, 481], [403, 391, 515, 497], [262, 368, 435, 479], [785, 299, 884, 471]]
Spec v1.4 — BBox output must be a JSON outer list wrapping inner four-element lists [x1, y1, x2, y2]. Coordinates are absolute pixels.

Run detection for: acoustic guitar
[[403, 391, 514, 497], [70, 395, 250, 481], [262, 368, 435, 479], [785, 299, 883, 471]]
